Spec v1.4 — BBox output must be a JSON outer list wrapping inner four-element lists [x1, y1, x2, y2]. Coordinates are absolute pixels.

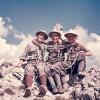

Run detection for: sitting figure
[[64, 32, 92, 85], [19, 31, 48, 97]]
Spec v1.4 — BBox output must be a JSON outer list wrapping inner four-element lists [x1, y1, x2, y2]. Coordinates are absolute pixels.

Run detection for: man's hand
[[85, 51, 92, 56], [79, 51, 92, 56]]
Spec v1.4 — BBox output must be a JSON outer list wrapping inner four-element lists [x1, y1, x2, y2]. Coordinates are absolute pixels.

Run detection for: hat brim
[[49, 31, 61, 38], [36, 31, 48, 40], [64, 33, 78, 38]]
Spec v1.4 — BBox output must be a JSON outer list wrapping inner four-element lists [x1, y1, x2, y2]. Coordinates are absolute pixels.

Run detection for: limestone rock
[[0, 64, 100, 100]]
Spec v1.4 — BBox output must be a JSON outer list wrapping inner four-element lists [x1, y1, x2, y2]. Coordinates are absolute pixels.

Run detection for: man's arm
[[79, 44, 92, 56], [85, 50, 92, 56], [17, 44, 30, 67]]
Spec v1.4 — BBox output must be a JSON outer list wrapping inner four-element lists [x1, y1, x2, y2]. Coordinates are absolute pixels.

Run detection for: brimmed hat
[[36, 31, 48, 40], [49, 31, 61, 38], [64, 33, 78, 38]]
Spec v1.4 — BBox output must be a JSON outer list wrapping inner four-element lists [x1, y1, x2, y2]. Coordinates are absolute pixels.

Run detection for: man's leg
[[23, 63, 35, 97], [69, 52, 86, 84], [47, 75, 58, 94], [45, 65, 58, 94], [77, 52, 86, 79], [61, 75, 69, 92], [23, 75, 33, 97], [77, 52, 86, 73], [37, 63, 47, 97], [54, 74, 65, 94], [25, 75, 33, 88]]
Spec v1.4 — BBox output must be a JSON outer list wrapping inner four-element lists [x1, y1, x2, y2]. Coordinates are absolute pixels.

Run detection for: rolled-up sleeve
[[20, 44, 30, 61]]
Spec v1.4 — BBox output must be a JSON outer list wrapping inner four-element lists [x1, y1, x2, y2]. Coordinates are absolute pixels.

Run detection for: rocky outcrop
[[0, 65, 100, 100]]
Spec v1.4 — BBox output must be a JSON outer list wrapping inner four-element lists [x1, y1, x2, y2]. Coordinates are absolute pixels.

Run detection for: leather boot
[[68, 74, 78, 86], [38, 75, 47, 97], [23, 89, 31, 98], [25, 75, 33, 87], [52, 88, 58, 95], [61, 76, 68, 92], [47, 76, 58, 94], [58, 86, 65, 94], [23, 75, 33, 97], [54, 74, 64, 94]]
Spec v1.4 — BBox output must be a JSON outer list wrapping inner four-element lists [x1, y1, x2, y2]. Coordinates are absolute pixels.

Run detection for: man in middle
[[45, 31, 67, 94]]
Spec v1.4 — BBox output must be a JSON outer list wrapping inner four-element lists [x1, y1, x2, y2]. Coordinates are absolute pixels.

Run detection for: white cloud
[[0, 34, 33, 60], [86, 33, 100, 66], [53, 23, 63, 32], [0, 16, 33, 60], [0, 17, 8, 36], [6, 17, 12, 23]]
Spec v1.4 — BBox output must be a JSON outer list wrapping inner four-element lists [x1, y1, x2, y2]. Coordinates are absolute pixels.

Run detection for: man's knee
[[77, 52, 86, 61], [36, 63, 46, 77]]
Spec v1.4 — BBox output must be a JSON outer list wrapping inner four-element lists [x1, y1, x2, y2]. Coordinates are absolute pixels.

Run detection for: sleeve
[[19, 44, 31, 61], [79, 44, 88, 52]]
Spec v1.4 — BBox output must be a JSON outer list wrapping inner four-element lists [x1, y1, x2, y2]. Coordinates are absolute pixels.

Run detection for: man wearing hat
[[64, 32, 92, 85], [45, 31, 67, 94], [19, 31, 48, 97]]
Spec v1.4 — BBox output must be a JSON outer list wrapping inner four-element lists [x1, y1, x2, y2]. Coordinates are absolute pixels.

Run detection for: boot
[[61, 76, 68, 92], [68, 74, 78, 86], [47, 76, 58, 94], [58, 87, 65, 94], [54, 74, 65, 94], [67, 74, 74, 86], [23, 75, 33, 97], [25, 75, 33, 87], [23, 89, 31, 98], [52, 88, 58, 95], [38, 75, 47, 97]]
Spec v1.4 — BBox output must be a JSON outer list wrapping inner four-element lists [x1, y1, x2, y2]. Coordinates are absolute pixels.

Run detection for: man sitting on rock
[[64, 32, 92, 85], [45, 31, 66, 94], [19, 31, 48, 97]]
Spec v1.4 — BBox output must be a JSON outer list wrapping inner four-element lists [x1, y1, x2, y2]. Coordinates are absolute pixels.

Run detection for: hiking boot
[[37, 92, 46, 98], [58, 87, 65, 94], [52, 88, 58, 95], [62, 83, 69, 92], [23, 89, 31, 98], [38, 85, 47, 97], [78, 74, 85, 79]]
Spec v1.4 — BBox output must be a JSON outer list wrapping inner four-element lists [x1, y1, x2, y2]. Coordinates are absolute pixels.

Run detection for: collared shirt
[[20, 39, 46, 63], [64, 42, 88, 63], [45, 41, 65, 64]]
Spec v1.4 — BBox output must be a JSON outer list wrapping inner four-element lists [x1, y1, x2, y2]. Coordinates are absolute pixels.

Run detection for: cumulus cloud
[[5, 17, 12, 23], [0, 16, 33, 60], [0, 17, 8, 37], [87, 33, 100, 66]]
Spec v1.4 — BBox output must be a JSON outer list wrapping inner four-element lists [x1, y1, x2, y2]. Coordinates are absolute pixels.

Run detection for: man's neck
[[35, 39, 43, 44], [52, 41, 59, 45]]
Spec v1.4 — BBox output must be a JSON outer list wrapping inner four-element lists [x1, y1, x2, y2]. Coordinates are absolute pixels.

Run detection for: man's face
[[36, 33, 45, 43], [51, 33, 59, 43], [67, 35, 76, 44]]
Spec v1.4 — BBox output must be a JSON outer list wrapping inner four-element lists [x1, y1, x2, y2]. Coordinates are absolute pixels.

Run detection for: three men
[[20, 31, 91, 97]]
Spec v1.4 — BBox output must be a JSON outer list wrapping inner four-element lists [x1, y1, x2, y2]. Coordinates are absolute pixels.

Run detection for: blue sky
[[0, 0, 100, 35]]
